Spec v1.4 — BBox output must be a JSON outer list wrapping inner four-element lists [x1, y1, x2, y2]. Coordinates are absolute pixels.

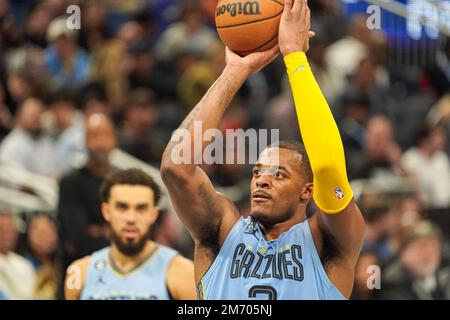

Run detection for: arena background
[[0, 0, 450, 300]]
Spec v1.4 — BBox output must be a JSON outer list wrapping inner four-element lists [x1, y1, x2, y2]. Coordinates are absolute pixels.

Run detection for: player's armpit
[[317, 200, 366, 262], [166, 256, 197, 300], [64, 256, 90, 300]]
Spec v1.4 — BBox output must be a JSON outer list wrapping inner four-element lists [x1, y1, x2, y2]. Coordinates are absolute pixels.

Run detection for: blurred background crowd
[[0, 0, 450, 300]]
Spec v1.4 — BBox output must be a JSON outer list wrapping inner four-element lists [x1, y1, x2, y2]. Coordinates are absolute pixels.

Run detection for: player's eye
[[273, 170, 283, 178], [136, 205, 148, 213], [253, 169, 261, 177], [116, 203, 128, 211]]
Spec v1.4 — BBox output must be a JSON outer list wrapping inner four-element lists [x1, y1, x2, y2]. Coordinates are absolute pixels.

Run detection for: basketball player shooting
[[161, 0, 365, 300]]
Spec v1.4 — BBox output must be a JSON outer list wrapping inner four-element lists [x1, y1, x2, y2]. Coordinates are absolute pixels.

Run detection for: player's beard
[[111, 227, 151, 257]]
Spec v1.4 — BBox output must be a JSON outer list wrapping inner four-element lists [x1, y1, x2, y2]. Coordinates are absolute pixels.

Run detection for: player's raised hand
[[225, 45, 280, 76], [279, 0, 315, 56]]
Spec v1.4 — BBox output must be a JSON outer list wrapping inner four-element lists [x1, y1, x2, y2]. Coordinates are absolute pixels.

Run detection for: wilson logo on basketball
[[216, 1, 262, 17]]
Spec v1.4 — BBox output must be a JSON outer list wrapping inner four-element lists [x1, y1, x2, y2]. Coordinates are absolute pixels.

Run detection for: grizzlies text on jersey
[[197, 217, 345, 300]]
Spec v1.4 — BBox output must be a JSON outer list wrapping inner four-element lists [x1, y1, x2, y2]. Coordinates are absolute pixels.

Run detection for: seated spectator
[[0, 97, 60, 177], [351, 251, 381, 300], [58, 113, 116, 269], [24, 214, 60, 300], [90, 21, 143, 109], [402, 124, 450, 208], [0, 212, 36, 300], [177, 42, 225, 109], [5, 71, 35, 114], [339, 89, 371, 151], [381, 221, 450, 299], [118, 89, 162, 166], [383, 196, 425, 264], [44, 17, 92, 89], [155, 2, 217, 62], [44, 89, 85, 174], [361, 206, 391, 263], [426, 36, 450, 97], [0, 85, 12, 140], [347, 115, 407, 180]]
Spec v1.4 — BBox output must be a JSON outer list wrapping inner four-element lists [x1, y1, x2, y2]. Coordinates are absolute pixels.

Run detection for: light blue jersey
[[198, 217, 345, 300], [80, 244, 177, 300]]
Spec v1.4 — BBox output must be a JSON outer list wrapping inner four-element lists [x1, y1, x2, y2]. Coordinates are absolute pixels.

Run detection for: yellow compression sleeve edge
[[284, 52, 353, 214]]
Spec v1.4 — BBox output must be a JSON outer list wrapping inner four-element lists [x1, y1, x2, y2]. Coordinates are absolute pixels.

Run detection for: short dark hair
[[267, 140, 313, 183], [100, 169, 161, 205]]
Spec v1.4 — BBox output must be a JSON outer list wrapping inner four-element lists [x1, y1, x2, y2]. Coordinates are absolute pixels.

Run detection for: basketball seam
[[234, 32, 279, 54], [216, 9, 283, 29], [271, 0, 284, 7]]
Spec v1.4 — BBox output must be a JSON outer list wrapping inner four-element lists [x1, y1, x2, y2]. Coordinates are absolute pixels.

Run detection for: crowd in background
[[1, 0, 450, 300]]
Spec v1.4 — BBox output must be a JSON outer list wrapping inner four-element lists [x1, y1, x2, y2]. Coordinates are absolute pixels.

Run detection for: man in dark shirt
[[58, 113, 117, 269]]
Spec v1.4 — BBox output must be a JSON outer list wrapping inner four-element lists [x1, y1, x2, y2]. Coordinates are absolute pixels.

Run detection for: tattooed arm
[[161, 47, 279, 244]]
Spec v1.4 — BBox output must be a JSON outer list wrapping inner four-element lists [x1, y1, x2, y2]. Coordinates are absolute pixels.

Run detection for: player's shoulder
[[68, 255, 91, 273], [167, 254, 195, 283], [65, 255, 91, 300]]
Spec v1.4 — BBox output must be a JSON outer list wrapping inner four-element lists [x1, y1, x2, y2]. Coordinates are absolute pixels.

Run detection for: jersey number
[[248, 285, 277, 300]]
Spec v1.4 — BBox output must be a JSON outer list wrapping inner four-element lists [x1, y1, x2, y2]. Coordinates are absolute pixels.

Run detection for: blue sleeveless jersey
[[80, 245, 177, 300], [198, 217, 345, 300]]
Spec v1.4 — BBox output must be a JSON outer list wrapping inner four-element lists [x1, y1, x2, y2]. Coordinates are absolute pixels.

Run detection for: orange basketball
[[215, 0, 284, 56]]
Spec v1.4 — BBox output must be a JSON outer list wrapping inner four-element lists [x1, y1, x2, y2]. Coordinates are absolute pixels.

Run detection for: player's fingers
[[284, 0, 293, 11], [309, 31, 316, 38], [306, 6, 311, 27], [292, 0, 304, 13]]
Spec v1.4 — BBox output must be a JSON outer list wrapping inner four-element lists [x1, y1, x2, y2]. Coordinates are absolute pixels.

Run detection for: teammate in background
[[161, 0, 365, 300], [65, 169, 196, 300]]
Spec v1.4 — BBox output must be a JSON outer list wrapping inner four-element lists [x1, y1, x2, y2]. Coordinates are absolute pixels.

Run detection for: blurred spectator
[[152, 209, 193, 258], [339, 89, 371, 151], [118, 89, 162, 166], [90, 21, 143, 109], [5, 71, 35, 114], [310, 0, 346, 44], [58, 114, 116, 269], [25, 214, 60, 300], [426, 37, 450, 97], [43, 89, 85, 174], [382, 221, 450, 299], [351, 251, 380, 300], [0, 212, 36, 300], [307, 32, 340, 102], [78, 1, 109, 51], [324, 14, 369, 95], [155, 2, 217, 62], [369, 196, 426, 265], [347, 115, 407, 180], [177, 42, 225, 109], [24, 2, 52, 48], [126, 40, 167, 95], [362, 206, 391, 263], [338, 56, 391, 120], [402, 124, 450, 208], [0, 97, 60, 177], [0, 85, 12, 139], [44, 17, 92, 89]]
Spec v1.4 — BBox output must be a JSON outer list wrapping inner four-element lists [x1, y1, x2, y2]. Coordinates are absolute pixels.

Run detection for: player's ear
[[101, 202, 111, 222], [300, 182, 313, 201]]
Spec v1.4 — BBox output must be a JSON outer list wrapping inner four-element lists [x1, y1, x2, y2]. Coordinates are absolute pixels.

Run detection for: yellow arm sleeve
[[284, 52, 353, 214]]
